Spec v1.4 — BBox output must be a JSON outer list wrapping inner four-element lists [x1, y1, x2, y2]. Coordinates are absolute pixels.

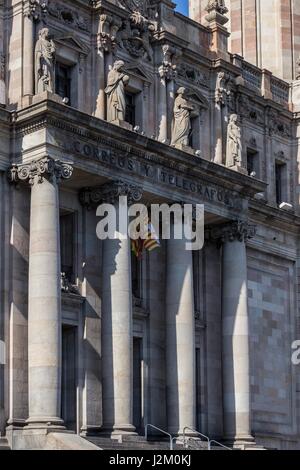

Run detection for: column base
[[101, 424, 137, 438], [223, 434, 256, 449], [25, 416, 65, 430]]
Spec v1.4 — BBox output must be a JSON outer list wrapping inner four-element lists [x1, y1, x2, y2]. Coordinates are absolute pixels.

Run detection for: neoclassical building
[[0, 0, 300, 450]]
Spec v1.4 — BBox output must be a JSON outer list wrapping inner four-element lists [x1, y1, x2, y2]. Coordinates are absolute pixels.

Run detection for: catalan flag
[[131, 220, 160, 258]]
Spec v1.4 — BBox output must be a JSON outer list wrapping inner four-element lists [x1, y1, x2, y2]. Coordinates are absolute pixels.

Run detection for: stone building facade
[[0, 0, 300, 450]]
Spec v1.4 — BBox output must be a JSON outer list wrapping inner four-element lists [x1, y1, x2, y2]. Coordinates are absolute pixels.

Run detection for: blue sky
[[175, 0, 189, 16]]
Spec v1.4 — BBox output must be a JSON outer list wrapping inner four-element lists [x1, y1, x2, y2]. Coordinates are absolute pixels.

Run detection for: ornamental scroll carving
[[79, 180, 143, 209], [8, 156, 73, 185], [209, 220, 257, 244]]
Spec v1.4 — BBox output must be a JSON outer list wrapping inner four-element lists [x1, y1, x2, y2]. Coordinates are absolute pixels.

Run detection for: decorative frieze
[[23, 0, 48, 20], [8, 156, 73, 185], [177, 63, 209, 88], [209, 220, 256, 244], [47, 1, 89, 31]]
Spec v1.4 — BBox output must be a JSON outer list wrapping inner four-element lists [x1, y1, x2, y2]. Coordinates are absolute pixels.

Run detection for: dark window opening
[[55, 63, 72, 105], [125, 93, 136, 126], [193, 251, 200, 315], [60, 212, 76, 284], [131, 251, 142, 299], [275, 162, 284, 205], [247, 148, 259, 177]]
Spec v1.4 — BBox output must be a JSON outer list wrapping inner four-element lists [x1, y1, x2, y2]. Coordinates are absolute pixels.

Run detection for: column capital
[[8, 156, 73, 186], [209, 220, 256, 244], [79, 180, 143, 208]]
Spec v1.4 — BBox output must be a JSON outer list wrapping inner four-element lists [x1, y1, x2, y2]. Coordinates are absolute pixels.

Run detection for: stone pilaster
[[210, 220, 256, 445], [23, 1, 48, 100], [158, 45, 179, 143], [165, 221, 196, 435], [81, 180, 142, 436], [8, 156, 73, 428]]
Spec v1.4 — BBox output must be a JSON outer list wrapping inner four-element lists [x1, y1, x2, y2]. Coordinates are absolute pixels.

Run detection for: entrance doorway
[[61, 325, 77, 432], [133, 337, 143, 432]]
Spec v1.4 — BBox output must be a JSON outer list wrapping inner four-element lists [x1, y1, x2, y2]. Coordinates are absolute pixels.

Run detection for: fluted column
[[211, 221, 256, 443], [8, 156, 73, 427], [166, 221, 196, 434]]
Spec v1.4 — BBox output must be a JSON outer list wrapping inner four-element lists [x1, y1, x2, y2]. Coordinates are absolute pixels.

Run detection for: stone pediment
[[123, 63, 153, 82], [55, 34, 90, 56], [187, 91, 209, 109]]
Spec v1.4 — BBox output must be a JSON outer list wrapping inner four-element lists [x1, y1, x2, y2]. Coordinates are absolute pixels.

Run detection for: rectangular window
[[55, 63, 72, 105], [60, 212, 76, 284], [193, 251, 201, 315], [275, 162, 285, 205], [131, 251, 142, 300], [125, 92, 136, 126]]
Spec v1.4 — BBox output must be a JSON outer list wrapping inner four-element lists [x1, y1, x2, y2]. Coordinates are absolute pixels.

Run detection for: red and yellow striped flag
[[131, 221, 160, 258]]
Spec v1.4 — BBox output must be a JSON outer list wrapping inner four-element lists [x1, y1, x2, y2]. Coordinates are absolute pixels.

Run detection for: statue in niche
[[226, 114, 242, 168], [105, 60, 131, 127], [35, 28, 56, 94], [171, 87, 194, 151]]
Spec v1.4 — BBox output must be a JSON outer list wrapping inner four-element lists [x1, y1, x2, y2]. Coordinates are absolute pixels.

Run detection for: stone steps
[[0, 438, 10, 450], [83, 435, 233, 451], [85, 436, 188, 451]]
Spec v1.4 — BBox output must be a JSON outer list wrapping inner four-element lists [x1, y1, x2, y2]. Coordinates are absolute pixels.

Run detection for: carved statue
[[226, 114, 242, 168], [105, 60, 130, 123], [171, 87, 194, 149], [35, 28, 56, 94]]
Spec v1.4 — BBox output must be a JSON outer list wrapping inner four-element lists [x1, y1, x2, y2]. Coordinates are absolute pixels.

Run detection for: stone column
[[166, 221, 196, 434], [8, 156, 73, 427], [211, 221, 256, 444], [81, 181, 142, 435]]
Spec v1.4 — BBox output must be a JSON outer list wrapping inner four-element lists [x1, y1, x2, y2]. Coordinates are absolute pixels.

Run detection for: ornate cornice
[[209, 220, 257, 244], [8, 156, 73, 185], [79, 180, 143, 208]]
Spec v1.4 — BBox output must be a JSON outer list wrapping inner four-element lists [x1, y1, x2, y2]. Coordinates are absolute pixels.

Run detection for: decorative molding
[[47, 1, 90, 32], [209, 220, 257, 244], [98, 14, 122, 52], [79, 180, 143, 208], [177, 63, 209, 88], [24, 0, 48, 20], [158, 44, 181, 80], [8, 156, 73, 185], [205, 0, 229, 25]]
